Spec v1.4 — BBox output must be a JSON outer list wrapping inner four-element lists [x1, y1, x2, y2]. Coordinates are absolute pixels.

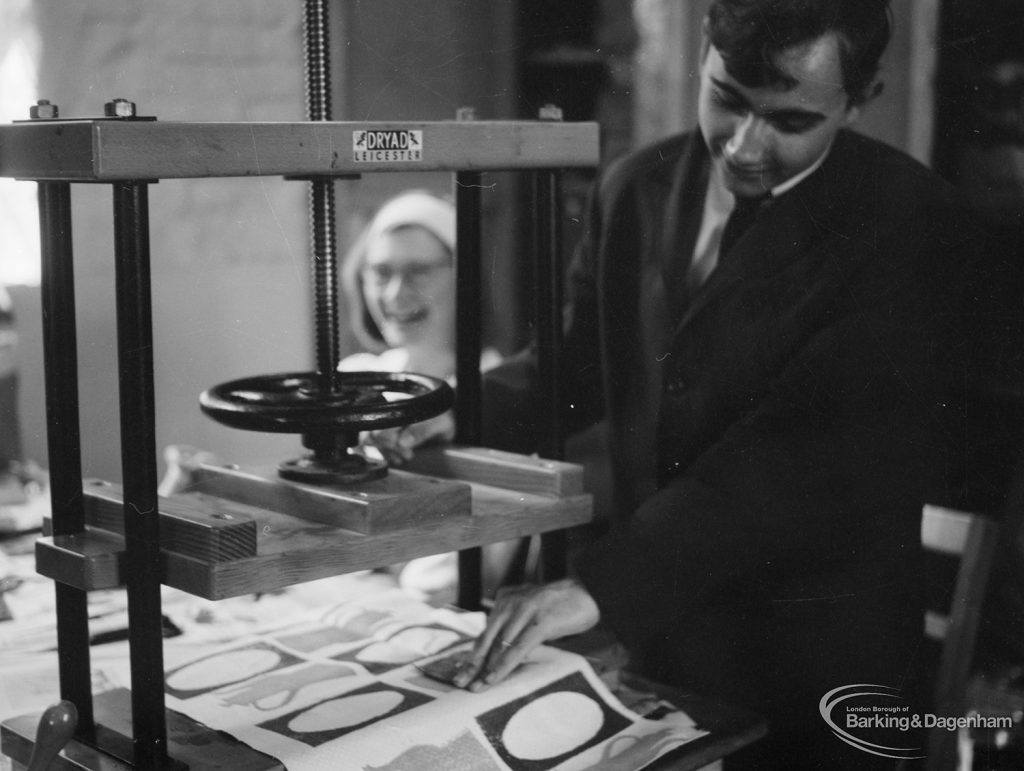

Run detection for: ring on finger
[[499, 638, 514, 648]]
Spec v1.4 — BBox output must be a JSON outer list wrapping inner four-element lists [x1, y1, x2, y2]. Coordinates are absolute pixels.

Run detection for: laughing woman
[[340, 189, 500, 380]]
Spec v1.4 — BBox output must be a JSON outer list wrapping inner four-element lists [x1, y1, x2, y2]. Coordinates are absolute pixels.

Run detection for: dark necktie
[[719, 194, 769, 261]]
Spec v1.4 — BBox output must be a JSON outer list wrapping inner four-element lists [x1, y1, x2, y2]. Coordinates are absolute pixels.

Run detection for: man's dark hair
[[706, 0, 891, 104]]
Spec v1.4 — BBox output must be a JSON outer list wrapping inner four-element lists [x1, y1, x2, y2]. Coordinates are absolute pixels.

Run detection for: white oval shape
[[288, 691, 404, 733], [502, 691, 603, 760], [357, 628, 460, 664], [168, 649, 281, 691]]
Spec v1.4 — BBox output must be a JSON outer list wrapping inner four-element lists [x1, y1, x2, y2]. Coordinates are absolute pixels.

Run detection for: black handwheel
[[199, 371, 454, 484], [199, 371, 454, 434]]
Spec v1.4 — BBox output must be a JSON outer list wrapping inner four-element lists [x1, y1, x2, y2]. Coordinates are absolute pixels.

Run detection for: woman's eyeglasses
[[361, 262, 451, 289]]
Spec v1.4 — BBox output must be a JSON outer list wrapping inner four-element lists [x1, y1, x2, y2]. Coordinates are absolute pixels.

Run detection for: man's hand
[[361, 410, 456, 465], [453, 578, 600, 692]]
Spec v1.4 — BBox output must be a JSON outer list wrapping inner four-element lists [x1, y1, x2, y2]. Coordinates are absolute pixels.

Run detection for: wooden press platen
[[37, 446, 592, 600], [0, 114, 599, 770]]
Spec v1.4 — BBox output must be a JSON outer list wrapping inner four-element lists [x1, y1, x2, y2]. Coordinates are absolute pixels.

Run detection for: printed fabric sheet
[[165, 588, 707, 771]]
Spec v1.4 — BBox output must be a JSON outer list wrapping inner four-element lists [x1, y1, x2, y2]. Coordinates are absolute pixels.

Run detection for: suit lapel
[[631, 131, 714, 370], [660, 139, 711, 323], [613, 134, 709, 510]]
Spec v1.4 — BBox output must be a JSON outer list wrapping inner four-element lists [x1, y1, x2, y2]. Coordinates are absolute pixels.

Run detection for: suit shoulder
[[837, 130, 957, 206], [831, 132, 985, 288], [826, 130, 980, 252], [597, 132, 697, 199]]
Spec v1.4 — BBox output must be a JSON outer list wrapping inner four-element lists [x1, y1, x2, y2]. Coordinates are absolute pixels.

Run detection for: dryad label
[[352, 130, 423, 162]]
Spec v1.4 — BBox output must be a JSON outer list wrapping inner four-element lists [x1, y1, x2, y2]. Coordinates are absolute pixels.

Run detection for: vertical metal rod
[[112, 181, 171, 769], [534, 170, 568, 581], [303, 0, 340, 393], [308, 179, 340, 391], [38, 181, 95, 737], [453, 173, 484, 442], [455, 171, 484, 610]]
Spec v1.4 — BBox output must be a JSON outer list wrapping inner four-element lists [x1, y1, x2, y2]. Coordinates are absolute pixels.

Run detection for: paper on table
[[165, 589, 707, 771]]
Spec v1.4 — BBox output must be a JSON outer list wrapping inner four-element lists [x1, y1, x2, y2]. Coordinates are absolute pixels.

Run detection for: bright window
[[0, 0, 40, 287]]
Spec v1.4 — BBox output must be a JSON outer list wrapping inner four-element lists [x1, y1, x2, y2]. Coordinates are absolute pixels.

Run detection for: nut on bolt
[[30, 100, 59, 120], [104, 98, 136, 118]]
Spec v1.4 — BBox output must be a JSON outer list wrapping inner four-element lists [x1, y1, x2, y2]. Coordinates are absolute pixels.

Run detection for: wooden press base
[[0, 688, 282, 770]]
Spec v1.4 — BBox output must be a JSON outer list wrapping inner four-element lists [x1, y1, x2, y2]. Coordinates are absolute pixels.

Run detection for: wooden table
[[556, 627, 768, 771], [4, 518, 764, 771], [2, 645, 766, 771]]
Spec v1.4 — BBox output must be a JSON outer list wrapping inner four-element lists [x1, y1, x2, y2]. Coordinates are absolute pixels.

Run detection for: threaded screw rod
[[303, 0, 340, 394]]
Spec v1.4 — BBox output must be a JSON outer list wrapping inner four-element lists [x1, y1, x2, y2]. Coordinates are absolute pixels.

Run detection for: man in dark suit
[[379, 0, 981, 766]]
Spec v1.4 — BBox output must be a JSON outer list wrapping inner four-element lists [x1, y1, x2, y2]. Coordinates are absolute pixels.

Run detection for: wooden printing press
[[0, 9, 599, 767]]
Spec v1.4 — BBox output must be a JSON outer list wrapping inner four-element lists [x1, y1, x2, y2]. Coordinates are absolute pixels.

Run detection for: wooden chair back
[[921, 504, 1001, 771]]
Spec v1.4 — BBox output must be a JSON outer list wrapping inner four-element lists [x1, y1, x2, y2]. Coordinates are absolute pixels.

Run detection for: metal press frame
[[3, 107, 598, 768]]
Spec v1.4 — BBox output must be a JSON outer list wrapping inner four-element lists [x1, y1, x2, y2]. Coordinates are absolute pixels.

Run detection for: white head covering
[[364, 190, 456, 253]]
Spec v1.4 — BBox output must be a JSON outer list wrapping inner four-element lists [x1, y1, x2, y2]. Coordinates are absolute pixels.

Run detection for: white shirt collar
[[686, 143, 833, 290], [768, 143, 831, 197]]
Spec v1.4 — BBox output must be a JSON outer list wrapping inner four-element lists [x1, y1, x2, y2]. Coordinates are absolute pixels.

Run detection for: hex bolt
[[29, 100, 59, 120], [104, 98, 137, 118], [538, 104, 563, 121]]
